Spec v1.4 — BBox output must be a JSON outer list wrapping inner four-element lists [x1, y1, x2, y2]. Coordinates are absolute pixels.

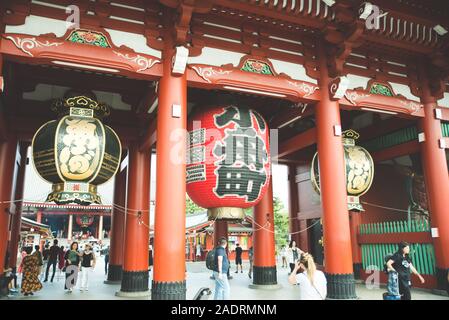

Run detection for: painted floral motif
[[399, 100, 423, 114], [241, 59, 273, 75], [113, 51, 160, 72], [191, 66, 232, 83], [6, 36, 63, 57], [287, 81, 319, 97], [344, 91, 371, 105], [67, 30, 110, 48]]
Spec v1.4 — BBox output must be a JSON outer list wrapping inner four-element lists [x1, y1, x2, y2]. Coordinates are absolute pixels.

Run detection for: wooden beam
[[371, 140, 420, 162], [276, 127, 316, 159], [139, 117, 157, 152], [269, 104, 314, 129]]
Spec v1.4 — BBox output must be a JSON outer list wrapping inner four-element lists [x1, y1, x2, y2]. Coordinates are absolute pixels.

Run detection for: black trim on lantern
[[435, 267, 449, 291], [120, 270, 149, 292], [107, 264, 123, 282], [325, 273, 357, 299], [151, 281, 186, 300], [353, 263, 363, 280], [253, 266, 277, 285]]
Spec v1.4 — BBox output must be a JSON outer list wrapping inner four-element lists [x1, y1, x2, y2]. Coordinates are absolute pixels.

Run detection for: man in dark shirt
[[213, 237, 230, 300], [386, 241, 425, 300], [44, 239, 59, 282], [234, 243, 243, 273]]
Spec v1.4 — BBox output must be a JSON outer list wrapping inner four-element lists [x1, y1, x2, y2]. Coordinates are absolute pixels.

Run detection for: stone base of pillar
[[353, 263, 363, 280], [436, 267, 449, 291], [105, 264, 122, 284], [116, 270, 149, 296], [325, 273, 357, 299], [252, 266, 278, 286], [151, 280, 186, 300]]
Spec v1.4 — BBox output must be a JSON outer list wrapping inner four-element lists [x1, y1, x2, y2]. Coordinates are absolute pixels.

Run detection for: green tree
[[186, 195, 204, 215], [273, 197, 289, 250]]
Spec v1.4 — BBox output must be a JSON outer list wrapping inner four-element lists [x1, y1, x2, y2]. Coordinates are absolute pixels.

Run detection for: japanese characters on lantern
[[32, 91, 121, 206], [311, 129, 374, 211], [186, 106, 270, 220]]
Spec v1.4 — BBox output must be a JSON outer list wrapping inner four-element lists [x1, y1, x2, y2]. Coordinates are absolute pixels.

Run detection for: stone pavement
[[4, 258, 448, 300]]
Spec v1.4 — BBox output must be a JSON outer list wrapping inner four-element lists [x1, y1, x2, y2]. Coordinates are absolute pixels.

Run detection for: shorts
[[235, 257, 242, 265]]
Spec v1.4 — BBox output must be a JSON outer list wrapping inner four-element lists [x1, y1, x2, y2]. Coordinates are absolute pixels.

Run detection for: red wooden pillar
[[418, 72, 449, 290], [349, 211, 363, 279], [151, 32, 187, 300], [316, 41, 355, 299], [0, 137, 18, 276], [36, 211, 42, 224], [8, 142, 28, 271], [214, 220, 228, 248], [288, 165, 301, 246], [117, 144, 151, 297], [106, 163, 127, 283], [251, 178, 279, 288]]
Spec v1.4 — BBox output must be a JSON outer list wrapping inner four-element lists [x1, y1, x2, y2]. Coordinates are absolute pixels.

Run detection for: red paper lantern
[[186, 106, 270, 220]]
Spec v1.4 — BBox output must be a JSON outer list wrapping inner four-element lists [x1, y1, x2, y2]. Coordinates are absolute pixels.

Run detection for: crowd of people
[[9, 238, 109, 297], [210, 239, 431, 301]]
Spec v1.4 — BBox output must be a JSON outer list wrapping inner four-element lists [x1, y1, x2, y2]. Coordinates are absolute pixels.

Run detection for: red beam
[[371, 140, 420, 162], [139, 117, 157, 151], [276, 127, 316, 159], [357, 232, 433, 244]]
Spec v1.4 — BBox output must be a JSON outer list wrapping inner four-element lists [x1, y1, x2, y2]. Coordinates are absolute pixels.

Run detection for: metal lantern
[[186, 106, 270, 221], [311, 129, 374, 211], [32, 91, 122, 205]]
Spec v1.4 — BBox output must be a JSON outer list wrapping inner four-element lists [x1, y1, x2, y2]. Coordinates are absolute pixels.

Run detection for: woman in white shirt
[[286, 240, 304, 274], [288, 252, 327, 300]]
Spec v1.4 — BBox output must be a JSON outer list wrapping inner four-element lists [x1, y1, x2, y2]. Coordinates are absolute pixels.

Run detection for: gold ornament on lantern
[[32, 91, 121, 205], [310, 129, 374, 211]]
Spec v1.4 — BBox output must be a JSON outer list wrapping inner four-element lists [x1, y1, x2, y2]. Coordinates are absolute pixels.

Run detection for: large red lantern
[[186, 106, 270, 221]]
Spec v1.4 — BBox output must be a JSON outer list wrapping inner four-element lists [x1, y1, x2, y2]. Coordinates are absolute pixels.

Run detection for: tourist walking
[[196, 243, 202, 262], [44, 239, 60, 282], [21, 247, 43, 296], [213, 237, 231, 300], [64, 242, 81, 292], [234, 243, 243, 273], [104, 246, 110, 275], [32, 245, 43, 275], [288, 252, 327, 300], [79, 243, 96, 291], [280, 245, 288, 268], [248, 246, 254, 279], [41, 244, 50, 279], [17, 248, 27, 275], [386, 241, 425, 300], [287, 240, 303, 274]]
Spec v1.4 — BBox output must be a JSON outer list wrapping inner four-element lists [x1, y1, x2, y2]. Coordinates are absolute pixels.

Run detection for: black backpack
[[206, 248, 217, 271], [383, 253, 394, 274]]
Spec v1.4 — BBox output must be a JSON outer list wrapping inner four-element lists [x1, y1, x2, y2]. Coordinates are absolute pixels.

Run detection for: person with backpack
[[211, 237, 230, 300], [288, 252, 327, 300], [287, 240, 304, 274], [386, 241, 425, 300]]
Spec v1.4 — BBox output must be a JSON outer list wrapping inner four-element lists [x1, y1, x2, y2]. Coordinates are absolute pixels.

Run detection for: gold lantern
[[310, 129, 374, 211], [32, 91, 122, 205]]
